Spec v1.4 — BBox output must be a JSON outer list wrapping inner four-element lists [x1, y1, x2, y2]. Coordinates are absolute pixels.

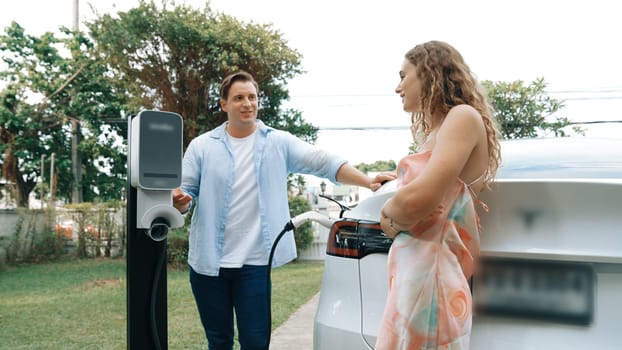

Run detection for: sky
[[2, 0, 622, 167]]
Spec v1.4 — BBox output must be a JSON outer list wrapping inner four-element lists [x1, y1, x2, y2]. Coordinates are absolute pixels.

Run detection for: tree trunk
[[2, 148, 29, 207]]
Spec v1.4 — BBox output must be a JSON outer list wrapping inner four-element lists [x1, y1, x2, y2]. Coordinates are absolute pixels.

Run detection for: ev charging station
[[127, 110, 184, 350]]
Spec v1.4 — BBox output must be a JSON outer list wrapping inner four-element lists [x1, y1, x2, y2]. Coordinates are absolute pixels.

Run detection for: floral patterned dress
[[375, 151, 484, 350]]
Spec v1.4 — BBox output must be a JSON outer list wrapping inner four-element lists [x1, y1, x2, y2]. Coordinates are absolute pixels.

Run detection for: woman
[[376, 41, 502, 349]]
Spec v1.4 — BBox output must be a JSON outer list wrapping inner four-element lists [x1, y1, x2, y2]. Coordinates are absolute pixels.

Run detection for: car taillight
[[326, 219, 393, 259]]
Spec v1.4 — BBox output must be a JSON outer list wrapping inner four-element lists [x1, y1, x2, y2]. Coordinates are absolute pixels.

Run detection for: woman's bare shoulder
[[440, 104, 484, 136], [447, 104, 482, 120]]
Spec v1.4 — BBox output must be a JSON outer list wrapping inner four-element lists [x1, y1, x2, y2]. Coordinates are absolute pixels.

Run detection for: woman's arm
[[381, 105, 485, 236]]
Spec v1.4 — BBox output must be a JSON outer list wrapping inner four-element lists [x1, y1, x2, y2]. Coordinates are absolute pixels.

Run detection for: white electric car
[[311, 137, 622, 350]]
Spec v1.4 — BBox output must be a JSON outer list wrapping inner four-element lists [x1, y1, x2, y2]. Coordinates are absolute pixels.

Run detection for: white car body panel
[[480, 180, 622, 262], [359, 254, 389, 347], [314, 255, 367, 349]]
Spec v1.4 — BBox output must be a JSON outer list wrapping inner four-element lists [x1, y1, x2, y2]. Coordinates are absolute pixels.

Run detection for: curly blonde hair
[[405, 41, 501, 188]]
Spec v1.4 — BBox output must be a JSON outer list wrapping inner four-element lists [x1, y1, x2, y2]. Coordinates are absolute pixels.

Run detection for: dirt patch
[[84, 278, 124, 289]]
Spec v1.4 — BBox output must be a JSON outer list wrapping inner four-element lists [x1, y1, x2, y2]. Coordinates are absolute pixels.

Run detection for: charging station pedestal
[[127, 110, 184, 350], [127, 185, 168, 349]]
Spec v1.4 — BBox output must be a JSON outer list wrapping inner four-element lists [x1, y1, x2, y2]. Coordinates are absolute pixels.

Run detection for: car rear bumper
[[471, 264, 622, 349]]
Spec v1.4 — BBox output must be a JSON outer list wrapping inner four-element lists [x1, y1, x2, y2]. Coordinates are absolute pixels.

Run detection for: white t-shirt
[[220, 130, 265, 267]]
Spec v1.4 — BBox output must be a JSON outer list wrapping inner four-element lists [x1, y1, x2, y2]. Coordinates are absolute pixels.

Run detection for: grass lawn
[[0, 258, 324, 349]]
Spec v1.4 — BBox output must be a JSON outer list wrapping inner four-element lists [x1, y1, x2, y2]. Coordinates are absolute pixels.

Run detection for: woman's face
[[395, 59, 422, 113]]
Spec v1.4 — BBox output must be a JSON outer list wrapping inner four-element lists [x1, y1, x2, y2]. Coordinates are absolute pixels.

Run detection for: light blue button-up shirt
[[182, 120, 346, 276]]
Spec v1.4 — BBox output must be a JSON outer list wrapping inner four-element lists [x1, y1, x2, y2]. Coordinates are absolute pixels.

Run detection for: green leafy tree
[[0, 87, 42, 207], [482, 77, 584, 139], [287, 174, 307, 196], [355, 160, 396, 173], [0, 23, 128, 206], [86, 0, 317, 148]]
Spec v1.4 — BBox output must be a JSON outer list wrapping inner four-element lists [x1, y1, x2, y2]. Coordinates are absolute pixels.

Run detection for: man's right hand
[[172, 187, 192, 213], [370, 171, 397, 192]]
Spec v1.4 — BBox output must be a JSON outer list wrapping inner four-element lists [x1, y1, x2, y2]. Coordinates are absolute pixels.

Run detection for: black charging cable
[[149, 238, 167, 350], [263, 199, 347, 349], [265, 220, 296, 349]]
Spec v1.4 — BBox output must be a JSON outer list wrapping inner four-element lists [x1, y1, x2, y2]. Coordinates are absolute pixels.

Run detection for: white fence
[[298, 221, 329, 261], [297, 201, 342, 261]]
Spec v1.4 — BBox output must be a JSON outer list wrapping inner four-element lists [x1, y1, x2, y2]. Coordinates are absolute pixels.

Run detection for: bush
[[29, 231, 66, 263], [167, 235, 189, 269], [288, 195, 314, 255]]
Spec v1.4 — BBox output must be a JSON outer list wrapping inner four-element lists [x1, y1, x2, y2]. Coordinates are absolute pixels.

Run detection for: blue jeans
[[190, 265, 270, 350]]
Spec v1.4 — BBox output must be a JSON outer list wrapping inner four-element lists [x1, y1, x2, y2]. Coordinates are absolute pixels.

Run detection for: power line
[[561, 96, 622, 101], [570, 120, 622, 125], [289, 94, 622, 102], [549, 87, 622, 94], [317, 120, 622, 131], [319, 126, 408, 131], [290, 89, 622, 99], [99, 118, 622, 129]]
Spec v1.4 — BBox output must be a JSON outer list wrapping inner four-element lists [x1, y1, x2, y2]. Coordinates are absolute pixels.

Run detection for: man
[[173, 71, 390, 350]]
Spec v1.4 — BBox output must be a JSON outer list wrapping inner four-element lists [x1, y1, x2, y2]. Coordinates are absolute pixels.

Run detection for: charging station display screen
[[138, 111, 183, 189]]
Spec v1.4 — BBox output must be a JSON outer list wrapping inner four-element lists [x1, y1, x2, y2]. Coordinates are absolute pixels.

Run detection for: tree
[[355, 160, 397, 173], [482, 77, 584, 139], [86, 0, 317, 148], [287, 174, 307, 197], [288, 195, 314, 255], [0, 23, 129, 206], [1, 0, 316, 207], [0, 87, 43, 207]]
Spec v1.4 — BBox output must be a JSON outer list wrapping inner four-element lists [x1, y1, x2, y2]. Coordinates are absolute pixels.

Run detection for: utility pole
[[73, 0, 79, 31], [49, 153, 55, 207], [40, 155, 45, 209], [71, 0, 83, 203], [71, 119, 82, 203]]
